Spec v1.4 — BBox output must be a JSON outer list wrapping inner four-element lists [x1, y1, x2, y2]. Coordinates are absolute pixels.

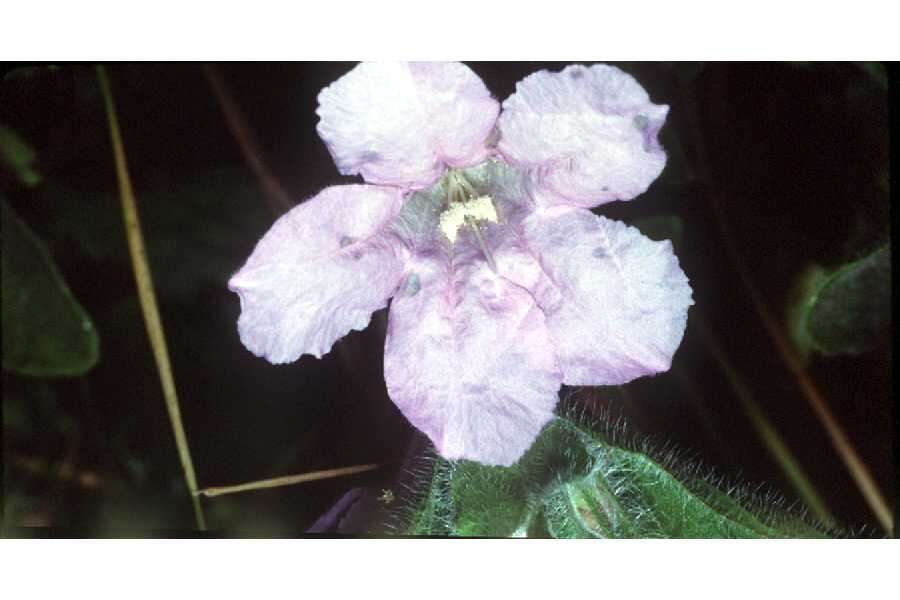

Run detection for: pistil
[[468, 217, 498, 273]]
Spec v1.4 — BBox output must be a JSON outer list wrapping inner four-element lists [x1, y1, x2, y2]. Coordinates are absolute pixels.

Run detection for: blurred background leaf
[[0, 123, 41, 188], [855, 62, 887, 89], [2, 198, 99, 376], [787, 264, 830, 364], [43, 167, 273, 301], [789, 244, 891, 358]]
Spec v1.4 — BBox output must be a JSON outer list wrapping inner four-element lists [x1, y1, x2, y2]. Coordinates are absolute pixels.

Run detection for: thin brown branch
[[196, 463, 382, 498], [202, 64, 294, 216], [96, 65, 207, 530]]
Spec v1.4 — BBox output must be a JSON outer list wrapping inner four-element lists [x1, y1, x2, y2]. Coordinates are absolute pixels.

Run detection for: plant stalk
[[96, 65, 207, 530], [196, 463, 381, 498]]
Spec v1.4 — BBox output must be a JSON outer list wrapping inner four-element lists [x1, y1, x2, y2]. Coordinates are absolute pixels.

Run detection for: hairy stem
[[96, 65, 206, 530]]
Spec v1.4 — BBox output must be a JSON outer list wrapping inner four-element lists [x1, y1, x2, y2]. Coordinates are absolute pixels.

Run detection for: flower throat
[[439, 169, 499, 272]]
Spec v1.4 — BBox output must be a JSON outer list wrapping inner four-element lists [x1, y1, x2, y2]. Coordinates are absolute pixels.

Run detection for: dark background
[[1, 62, 893, 536]]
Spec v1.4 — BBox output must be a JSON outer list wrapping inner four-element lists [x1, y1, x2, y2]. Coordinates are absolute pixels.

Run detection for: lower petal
[[384, 248, 562, 467], [228, 185, 406, 363]]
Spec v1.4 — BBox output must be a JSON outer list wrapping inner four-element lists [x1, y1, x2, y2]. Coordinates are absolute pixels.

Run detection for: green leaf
[[398, 415, 833, 538], [796, 244, 891, 356], [401, 417, 595, 537], [0, 123, 41, 188], [1, 198, 99, 376], [855, 62, 887, 89], [406, 459, 456, 536], [1, 65, 62, 87]]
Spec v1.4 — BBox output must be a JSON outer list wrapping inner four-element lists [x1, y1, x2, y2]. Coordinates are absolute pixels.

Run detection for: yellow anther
[[439, 195, 498, 243]]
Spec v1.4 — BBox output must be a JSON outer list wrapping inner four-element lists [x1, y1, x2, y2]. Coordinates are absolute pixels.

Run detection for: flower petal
[[497, 64, 668, 208], [229, 185, 406, 363], [513, 205, 693, 386], [383, 242, 562, 467], [317, 62, 500, 190]]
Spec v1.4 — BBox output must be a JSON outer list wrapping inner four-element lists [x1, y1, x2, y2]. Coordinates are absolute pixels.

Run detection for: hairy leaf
[[397, 415, 833, 538]]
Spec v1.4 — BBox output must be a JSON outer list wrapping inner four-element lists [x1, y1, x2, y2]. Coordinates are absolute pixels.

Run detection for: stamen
[[468, 217, 498, 273], [439, 203, 468, 243], [439, 170, 499, 272], [452, 171, 478, 198], [438, 195, 498, 243]]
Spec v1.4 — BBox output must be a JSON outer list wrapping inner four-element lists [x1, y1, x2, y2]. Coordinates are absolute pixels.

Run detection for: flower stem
[[96, 65, 207, 530], [196, 463, 382, 498]]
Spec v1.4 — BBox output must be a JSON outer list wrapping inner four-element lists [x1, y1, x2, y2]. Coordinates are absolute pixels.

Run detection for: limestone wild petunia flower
[[228, 62, 694, 466]]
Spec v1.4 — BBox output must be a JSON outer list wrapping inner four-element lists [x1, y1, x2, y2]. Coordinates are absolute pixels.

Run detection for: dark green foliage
[[45, 168, 275, 300], [2, 198, 99, 376], [855, 62, 887, 89], [0, 123, 41, 187], [805, 244, 891, 355], [791, 244, 891, 357], [397, 414, 833, 538]]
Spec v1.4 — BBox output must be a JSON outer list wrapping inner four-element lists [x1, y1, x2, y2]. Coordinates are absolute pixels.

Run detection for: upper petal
[[510, 205, 693, 386], [316, 62, 500, 190], [497, 64, 668, 209], [383, 239, 562, 467], [228, 184, 406, 363]]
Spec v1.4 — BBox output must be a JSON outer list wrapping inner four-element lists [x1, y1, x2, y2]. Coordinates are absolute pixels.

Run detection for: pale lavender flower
[[228, 63, 694, 467]]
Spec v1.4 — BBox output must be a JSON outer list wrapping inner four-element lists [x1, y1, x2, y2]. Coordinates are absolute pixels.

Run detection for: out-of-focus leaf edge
[[1, 198, 99, 376]]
